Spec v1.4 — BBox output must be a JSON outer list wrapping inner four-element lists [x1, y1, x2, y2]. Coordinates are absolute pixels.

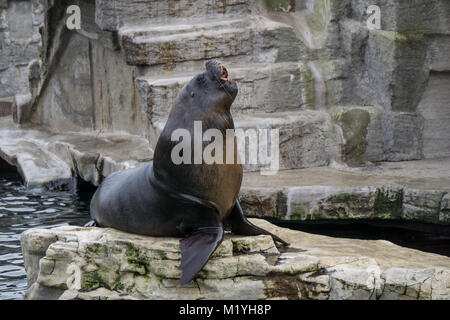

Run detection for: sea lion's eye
[[190, 92, 195, 98]]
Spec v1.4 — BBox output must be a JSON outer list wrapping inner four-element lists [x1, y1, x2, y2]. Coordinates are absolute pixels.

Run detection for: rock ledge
[[21, 219, 450, 300]]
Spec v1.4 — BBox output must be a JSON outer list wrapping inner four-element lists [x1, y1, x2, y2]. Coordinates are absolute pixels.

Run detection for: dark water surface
[[0, 163, 449, 300], [0, 166, 92, 300], [270, 219, 450, 257]]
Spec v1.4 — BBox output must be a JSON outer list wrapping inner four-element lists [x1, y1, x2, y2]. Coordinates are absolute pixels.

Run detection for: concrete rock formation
[[0, 0, 45, 105], [240, 158, 450, 225], [0, 0, 448, 180], [0, 117, 153, 189], [21, 219, 450, 300]]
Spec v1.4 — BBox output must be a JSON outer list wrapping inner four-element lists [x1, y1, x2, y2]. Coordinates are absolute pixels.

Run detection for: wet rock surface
[[21, 219, 450, 300], [0, 117, 153, 189]]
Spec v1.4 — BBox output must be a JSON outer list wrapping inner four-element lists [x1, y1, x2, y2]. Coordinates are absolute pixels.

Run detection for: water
[[0, 165, 93, 300], [270, 219, 450, 257]]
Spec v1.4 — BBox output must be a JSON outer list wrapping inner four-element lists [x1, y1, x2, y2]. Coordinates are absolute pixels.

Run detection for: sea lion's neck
[[153, 108, 235, 168], [206, 108, 235, 132], [152, 105, 240, 196]]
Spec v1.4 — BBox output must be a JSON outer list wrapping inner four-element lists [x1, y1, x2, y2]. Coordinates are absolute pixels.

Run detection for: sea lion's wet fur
[[89, 60, 288, 285]]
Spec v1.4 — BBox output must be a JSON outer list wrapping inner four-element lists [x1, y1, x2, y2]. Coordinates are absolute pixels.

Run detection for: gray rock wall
[[321, 0, 450, 162], [32, 32, 95, 132], [417, 72, 450, 159], [0, 0, 46, 99], [2, 0, 450, 169]]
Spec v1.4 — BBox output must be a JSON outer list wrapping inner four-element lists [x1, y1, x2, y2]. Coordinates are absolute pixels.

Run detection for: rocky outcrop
[[0, 0, 448, 168], [95, 0, 252, 31], [0, 0, 46, 102], [240, 158, 450, 225], [0, 0, 448, 178], [3, 113, 450, 227], [21, 219, 450, 300], [0, 117, 153, 189], [335, 0, 450, 162], [241, 185, 449, 225], [417, 72, 450, 159]]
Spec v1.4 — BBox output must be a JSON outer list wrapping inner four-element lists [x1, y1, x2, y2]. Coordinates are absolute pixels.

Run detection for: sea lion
[[88, 59, 288, 285]]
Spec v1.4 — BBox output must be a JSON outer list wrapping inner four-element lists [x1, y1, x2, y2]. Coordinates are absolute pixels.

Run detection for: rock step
[[239, 159, 450, 225], [151, 110, 340, 171], [234, 111, 340, 171], [0, 135, 73, 190], [0, 117, 153, 189], [136, 62, 315, 122], [95, 0, 252, 32], [119, 16, 305, 66], [21, 219, 450, 300]]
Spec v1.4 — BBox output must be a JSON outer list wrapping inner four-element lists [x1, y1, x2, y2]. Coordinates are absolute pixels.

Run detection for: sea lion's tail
[[179, 226, 224, 285]]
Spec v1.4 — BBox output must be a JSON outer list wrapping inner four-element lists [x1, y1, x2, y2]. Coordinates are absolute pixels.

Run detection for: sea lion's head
[[183, 59, 238, 112], [156, 59, 240, 169]]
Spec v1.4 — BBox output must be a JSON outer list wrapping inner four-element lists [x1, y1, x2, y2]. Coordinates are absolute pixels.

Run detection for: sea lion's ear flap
[[179, 226, 224, 285]]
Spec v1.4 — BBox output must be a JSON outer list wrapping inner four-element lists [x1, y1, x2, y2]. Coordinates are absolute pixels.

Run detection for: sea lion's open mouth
[[204, 59, 238, 100], [220, 65, 229, 82]]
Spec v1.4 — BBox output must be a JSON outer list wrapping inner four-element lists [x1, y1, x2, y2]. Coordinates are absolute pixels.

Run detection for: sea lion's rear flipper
[[226, 200, 289, 246], [179, 226, 224, 285]]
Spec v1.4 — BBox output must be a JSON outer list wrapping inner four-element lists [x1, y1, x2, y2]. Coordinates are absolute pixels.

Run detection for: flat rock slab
[[0, 117, 153, 189], [119, 16, 305, 66], [21, 219, 450, 300], [0, 137, 73, 189], [135, 62, 314, 120], [95, 0, 251, 31], [243, 159, 450, 191], [240, 159, 450, 225]]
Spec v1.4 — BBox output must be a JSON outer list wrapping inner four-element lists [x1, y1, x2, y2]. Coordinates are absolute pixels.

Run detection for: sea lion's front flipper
[[179, 226, 224, 285], [226, 200, 289, 246]]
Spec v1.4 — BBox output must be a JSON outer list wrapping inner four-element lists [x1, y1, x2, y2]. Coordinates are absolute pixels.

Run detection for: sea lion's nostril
[[190, 92, 195, 98]]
